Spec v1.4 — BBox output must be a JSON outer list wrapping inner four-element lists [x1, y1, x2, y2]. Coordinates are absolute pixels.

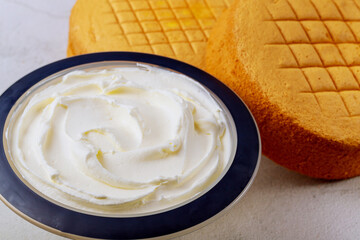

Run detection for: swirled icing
[[7, 65, 234, 214]]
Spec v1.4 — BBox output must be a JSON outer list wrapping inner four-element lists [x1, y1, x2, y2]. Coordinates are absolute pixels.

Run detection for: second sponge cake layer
[[68, 0, 233, 69]]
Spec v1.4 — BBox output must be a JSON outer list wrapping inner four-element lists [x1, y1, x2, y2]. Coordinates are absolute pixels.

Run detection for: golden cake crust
[[206, 0, 360, 179], [68, 0, 233, 69]]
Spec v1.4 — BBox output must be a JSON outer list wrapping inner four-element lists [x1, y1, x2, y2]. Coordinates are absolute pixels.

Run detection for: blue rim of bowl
[[0, 52, 260, 239]]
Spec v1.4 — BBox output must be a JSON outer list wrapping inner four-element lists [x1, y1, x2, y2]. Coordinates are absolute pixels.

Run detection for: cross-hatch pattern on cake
[[68, 0, 233, 68], [206, 0, 360, 179], [265, 0, 360, 117]]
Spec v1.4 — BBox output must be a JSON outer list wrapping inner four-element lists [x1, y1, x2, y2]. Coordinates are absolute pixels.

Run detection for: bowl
[[0, 52, 260, 239]]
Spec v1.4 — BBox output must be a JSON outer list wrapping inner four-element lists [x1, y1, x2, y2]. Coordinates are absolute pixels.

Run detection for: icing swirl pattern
[[7, 65, 234, 214]]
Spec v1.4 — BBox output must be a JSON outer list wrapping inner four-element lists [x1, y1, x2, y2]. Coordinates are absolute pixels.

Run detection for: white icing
[[7, 65, 234, 215]]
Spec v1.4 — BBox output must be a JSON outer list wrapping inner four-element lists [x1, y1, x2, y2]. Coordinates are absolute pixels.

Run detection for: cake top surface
[[69, 0, 233, 68], [231, 0, 360, 144]]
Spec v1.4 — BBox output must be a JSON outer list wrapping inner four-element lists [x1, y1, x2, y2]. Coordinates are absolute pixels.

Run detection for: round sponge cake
[[206, 0, 360, 179], [68, 0, 233, 69]]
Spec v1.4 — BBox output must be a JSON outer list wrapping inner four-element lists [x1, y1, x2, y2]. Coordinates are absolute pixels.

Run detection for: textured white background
[[1, 0, 360, 239]]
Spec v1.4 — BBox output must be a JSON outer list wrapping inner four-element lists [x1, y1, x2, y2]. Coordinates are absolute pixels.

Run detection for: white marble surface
[[1, 1, 360, 239]]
